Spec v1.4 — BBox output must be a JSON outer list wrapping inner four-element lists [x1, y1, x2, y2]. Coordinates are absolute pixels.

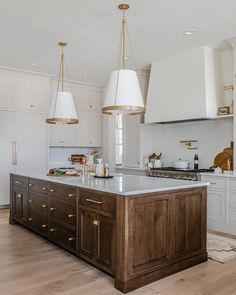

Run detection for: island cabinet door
[[127, 194, 173, 275], [12, 187, 28, 225], [173, 189, 207, 260]]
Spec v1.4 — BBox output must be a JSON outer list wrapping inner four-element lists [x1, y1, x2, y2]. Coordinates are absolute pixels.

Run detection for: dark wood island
[[10, 173, 208, 293]]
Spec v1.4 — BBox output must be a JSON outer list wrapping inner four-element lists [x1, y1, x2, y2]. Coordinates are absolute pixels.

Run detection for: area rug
[[207, 233, 236, 263]]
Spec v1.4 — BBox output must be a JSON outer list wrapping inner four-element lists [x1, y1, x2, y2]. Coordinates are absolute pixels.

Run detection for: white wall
[[140, 118, 233, 169]]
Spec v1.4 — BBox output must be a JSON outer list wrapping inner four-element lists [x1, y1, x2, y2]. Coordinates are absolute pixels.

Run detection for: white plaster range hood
[[145, 46, 224, 124]]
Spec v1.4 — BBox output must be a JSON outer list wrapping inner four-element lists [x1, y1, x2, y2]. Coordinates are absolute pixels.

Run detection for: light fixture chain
[[124, 19, 137, 68], [64, 57, 75, 101]]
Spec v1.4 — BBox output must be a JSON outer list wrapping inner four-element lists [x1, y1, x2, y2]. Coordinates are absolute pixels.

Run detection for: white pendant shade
[[102, 69, 145, 115], [46, 91, 79, 124]]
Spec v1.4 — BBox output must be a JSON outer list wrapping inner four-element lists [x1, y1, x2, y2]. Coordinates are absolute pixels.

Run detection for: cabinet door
[[0, 111, 14, 206], [207, 189, 226, 227], [31, 80, 48, 113], [77, 88, 103, 112], [14, 112, 47, 175], [95, 215, 115, 273], [79, 209, 96, 260], [12, 188, 28, 225], [49, 124, 77, 146], [174, 190, 206, 260], [0, 75, 13, 109], [14, 78, 31, 111]]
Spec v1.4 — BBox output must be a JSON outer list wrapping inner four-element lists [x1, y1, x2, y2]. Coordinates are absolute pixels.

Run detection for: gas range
[[146, 167, 214, 181]]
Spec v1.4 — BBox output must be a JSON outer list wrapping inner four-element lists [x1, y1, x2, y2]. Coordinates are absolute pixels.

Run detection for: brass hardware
[[17, 194, 22, 198], [93, 220, 98, 226], [29, 183, 33, 187], [68, 193, 75, 197], [224, 85, 234, 91], [50, 207, 56, 211], [68, 214, 75, 218], [118, 3, 129, 10], [29, 199, 32, 203], [42, 187, 47, 191], [29, 217, 33, 221], [12, 141, 18, 165], [41, 224, 47, 228], [50, 228, 56, 232], [42, 204, 47, 208], [68, 237, 75, 241], [50, 189, 55, 192], [180, 140, 198, 150], [15, 180, 22, 184], [86, 198, 102, 205]]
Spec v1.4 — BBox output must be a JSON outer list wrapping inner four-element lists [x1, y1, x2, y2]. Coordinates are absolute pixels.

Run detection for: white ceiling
[[1, 0, 236, 85]]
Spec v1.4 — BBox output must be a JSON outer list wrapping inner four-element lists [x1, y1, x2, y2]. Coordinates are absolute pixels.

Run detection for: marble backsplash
[[140, 118, 233, 169]]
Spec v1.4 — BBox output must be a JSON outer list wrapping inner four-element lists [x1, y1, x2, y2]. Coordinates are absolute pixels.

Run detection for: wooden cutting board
[[214, 151, 232, 170]]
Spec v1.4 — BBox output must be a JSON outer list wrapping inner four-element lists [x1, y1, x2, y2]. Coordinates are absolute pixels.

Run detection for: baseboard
[[0, 205, 10, 209]]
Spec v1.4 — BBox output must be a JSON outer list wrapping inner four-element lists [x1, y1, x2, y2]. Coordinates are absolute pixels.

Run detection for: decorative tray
[[93, 175, 114, 179]]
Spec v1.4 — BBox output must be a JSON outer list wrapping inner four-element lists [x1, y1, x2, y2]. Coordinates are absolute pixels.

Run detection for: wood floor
[[1, 209, 236, 295]]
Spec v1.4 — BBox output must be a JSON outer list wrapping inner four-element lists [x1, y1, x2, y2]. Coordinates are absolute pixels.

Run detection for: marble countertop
[[201, 172, 236, 178], [17, 173, 209, 196]]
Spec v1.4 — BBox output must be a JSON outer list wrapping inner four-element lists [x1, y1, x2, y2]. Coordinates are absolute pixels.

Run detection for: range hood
[[145, 47, 224, 124]]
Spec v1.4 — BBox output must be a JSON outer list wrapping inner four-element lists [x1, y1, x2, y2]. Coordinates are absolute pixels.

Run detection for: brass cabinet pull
[[50, 207, 56, 211], [68, 237, 75, 241], [41, 224, 47, 228], [28, 183, 33, 187], [42, 187, 47, 191], [28, 217, 33, 221], [41, 204, 47, 208], [15, 180, 22, 184], [93, 220, 98, 226], [86, 198, 102, 205], [50, 189, 55, 192], [29, 199, 32, 203], [68, 214, 75, 218], [50, 228, 56, 232], [68, 193, 75, 197], [17, 194, 22, 198]]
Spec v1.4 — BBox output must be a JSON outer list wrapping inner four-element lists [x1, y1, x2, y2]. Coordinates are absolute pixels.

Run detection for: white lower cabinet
[[202, 175, 236, 235]]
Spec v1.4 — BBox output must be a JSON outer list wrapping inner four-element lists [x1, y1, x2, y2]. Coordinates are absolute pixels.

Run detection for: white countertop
[[201, 172, 236, 178], [17, 173, 209, 196]]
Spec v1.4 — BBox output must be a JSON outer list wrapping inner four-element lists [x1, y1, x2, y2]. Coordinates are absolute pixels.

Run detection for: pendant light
[[46, 42, 79, 124], [102, 3, 145, 115]]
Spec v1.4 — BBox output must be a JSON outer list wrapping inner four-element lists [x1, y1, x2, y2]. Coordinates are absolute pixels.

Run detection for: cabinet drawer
[[29, 211, 48, 237], [49, 220, 76, 254], [49, 198, 76, 227], [229, 179, 236, 192], [202, 176, 226, 190], [49, 183, 76, 204], [13, 175, 28, 189], [29, 178, 48, 195], [79, 190, 116, 214], [29, 192, 48, 217]]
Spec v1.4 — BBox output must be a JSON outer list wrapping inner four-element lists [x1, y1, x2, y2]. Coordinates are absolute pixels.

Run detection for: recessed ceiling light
[[183, 30, 195, 36], [31, 63, 37, 66], [83, 72, 87, 76], [124, 56, 130, 60]]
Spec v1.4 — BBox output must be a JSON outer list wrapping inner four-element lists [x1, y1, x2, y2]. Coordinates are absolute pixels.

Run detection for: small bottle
[[96, 158, 103, 176], [194, 154, 199, 170], [103, 163, 109, 177]]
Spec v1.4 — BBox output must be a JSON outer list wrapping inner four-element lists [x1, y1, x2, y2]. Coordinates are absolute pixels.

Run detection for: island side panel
[[115, 187, 208, 293]]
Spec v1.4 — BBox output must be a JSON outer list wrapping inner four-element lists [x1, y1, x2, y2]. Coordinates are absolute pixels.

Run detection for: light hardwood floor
[[1, 209, 236, 295]]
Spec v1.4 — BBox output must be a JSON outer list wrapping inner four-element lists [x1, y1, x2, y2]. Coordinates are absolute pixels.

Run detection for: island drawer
[[28, 211, 48, 238], [49, 220, 76, 254], [48, 183, 76, 204], [28, 178, 49, 195], [29, 192, 48, 217], [79, 189, 116, 214], [13, 175, 28, 189], [49, 198, 76, 227]]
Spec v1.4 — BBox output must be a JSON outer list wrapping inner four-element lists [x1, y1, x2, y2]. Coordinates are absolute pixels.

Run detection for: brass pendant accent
[[46, 118, 79, 124], [118, 3, 129, 10], [102, 105, 145, 115], [58, 41, 67, 47]]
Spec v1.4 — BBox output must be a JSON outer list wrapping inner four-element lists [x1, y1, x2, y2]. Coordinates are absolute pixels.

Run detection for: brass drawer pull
[[29, 199, 32, 203], [68, 214, 75, 218], [50, 207, 56, 211], [17, 194, 22, 198], [42, 204, 47, 208], [68, 237, 75, 241], [86, 198, 102, 205], [15, 180, 22, 184], [28, 183, 33, 187], [93, 220, 98, 226], [68, 193, 75, 197], [41, 224, 47, 228], [42, 187, 47, 191], [50, 228, 56, 232], [29, 217, 33, 221], [50, 189, 55, 192]]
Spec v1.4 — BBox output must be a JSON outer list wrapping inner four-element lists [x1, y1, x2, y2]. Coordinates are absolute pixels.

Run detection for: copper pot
[[68, 154, 86, 165]]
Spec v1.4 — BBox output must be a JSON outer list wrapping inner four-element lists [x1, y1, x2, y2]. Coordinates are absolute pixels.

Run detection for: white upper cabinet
[[31, 79, 48, 113], [49, 124, 77, 147], [75, 86, 103, 112], [0, 75, 13, 109], [145, 46, 224, 123], [14, 78, 31, 111]]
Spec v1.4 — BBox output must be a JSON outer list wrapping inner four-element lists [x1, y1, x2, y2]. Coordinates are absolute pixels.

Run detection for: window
[[115, 114, 123, 166]]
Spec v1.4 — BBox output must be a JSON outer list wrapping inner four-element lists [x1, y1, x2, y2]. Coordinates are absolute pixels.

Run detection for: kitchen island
[[10, 173, 208, 293]]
